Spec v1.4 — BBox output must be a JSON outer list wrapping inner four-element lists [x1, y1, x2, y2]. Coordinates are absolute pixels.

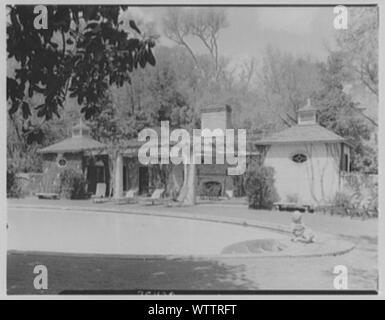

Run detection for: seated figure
[[291, 211, 315, 243]]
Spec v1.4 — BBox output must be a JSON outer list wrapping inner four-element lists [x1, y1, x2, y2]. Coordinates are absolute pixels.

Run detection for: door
[[87, 166, 97, 194], [138, 166, 149, 195]]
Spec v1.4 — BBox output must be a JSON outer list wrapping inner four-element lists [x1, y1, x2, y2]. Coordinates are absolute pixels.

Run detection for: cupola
[[297, 98, 318, 125], [71, 118, 91, 137]]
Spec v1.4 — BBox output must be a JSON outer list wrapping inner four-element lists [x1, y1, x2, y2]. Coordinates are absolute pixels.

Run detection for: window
[[292, 153, 307, 164], [57, 157, 67, 168], [341, 154, 350, 172], [299, 112, 315, 123]]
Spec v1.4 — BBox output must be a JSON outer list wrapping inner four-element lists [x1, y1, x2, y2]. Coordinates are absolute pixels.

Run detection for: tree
[[314, 52, 376, 173], [257, 47, 322, 129], [109, 46, 199, 131], [7, 95, 69, 172], [163, 7, 228, 81], [7, 5, 156, 139], [335, 7, 378, 97], [87, 45, 201, 197], [333, 7, 378, 127]]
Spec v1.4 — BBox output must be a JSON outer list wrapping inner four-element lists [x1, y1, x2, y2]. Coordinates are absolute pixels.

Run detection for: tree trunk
[[180, 163, 196, 205], [108, 152, 116, 198]]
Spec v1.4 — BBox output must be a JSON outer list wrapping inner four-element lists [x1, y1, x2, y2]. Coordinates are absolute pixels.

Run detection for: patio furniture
[[225, 190, 234, 199], [115, 188, 139, 205], [141, 188, 165, 206], [273, 202, 313, 213], [36, 192, 60, 200], [92, 183, 109, 203]]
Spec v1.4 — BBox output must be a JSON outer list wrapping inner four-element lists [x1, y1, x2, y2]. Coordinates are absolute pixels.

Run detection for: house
[[36, 105, 250, 200], [113, 104, 246, 200], [255, 99, 352, 205], [37, 99, 350, 206], [38, 119, 109, 196]]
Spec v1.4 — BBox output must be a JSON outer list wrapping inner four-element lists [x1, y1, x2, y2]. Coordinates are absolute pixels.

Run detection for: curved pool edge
[[7, 204, 356, 259], [7, 241, 355, 260]]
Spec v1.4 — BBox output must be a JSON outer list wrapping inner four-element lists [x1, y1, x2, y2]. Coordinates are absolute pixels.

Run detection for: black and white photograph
[[4, 1, 381, 297]]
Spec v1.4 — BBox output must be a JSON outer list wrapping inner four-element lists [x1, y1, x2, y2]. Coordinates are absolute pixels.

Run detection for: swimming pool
[[8, 207, 287, 256]]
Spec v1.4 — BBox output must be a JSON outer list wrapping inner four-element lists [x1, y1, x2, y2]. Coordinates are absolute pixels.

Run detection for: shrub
[[244, 164, 279, 210], [341, 173, 378, 218], [332, 191, 352, 208], [7, 166, 22, 198], [59, 168, 88, 199], [329, 187, 378, 219], [232, 175, 246, 197]]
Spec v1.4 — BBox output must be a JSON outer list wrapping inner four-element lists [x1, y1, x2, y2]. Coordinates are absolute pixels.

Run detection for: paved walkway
[[7, 198, 378, 292]]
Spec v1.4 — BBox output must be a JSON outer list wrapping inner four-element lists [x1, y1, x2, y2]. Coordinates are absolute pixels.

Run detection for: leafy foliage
[[59, 168, 88, 199], [6, 6, 378, 185], [314, 52, 376, 173], [332, 191, 351, 209], [7, 166, 22, 198], [342, 173, 378, 213], [316, 172, 378, 218], [7, 5, 156, 123], [335, 7, 378, 97], [244, 164, 279, 209]]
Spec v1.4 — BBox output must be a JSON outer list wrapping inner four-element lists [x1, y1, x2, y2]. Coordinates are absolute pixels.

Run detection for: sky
[[122, 6, 377, 118], [125, 6, 339, 63]]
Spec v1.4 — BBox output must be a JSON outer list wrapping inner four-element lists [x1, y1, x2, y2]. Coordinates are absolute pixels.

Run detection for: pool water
[[8, 208, 287, 256]]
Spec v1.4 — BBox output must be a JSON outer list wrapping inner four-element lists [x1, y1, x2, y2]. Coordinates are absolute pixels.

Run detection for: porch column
[[186, 163, 197, 205], [114, 153, 123, 199], [181, 155, 196, 206]]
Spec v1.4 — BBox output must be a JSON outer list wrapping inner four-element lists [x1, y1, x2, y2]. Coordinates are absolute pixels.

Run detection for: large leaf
[[129, 20, 141, 34], [7, 5, 156, 121], [21, 101, 31, 119]]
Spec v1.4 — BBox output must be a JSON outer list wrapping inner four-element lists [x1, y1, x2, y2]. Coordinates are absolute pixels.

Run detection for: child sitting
[[291, 211, 315, 243]]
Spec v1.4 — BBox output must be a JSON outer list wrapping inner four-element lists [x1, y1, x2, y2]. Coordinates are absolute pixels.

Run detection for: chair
[[225, 190, 234, 199], [36, 192, 59, 200], [141, 188, 165, 205], [92, 183, 108, 203], [115, 188, 139, 204]]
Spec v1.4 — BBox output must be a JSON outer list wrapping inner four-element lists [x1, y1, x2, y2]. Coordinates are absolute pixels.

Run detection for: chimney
[[201, 104, 232, 131]]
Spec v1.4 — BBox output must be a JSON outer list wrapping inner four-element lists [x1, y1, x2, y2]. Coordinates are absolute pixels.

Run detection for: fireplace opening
[[201, 181, 222, 199]]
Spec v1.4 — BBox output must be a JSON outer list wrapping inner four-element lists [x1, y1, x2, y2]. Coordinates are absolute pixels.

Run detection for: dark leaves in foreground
[[7, 5, 156, 121]]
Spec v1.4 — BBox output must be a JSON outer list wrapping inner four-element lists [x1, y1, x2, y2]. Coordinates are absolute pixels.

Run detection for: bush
[[332, 191, 352, 208], [7, 166, 22, 198], [328, 187, 378, 219], [342, 173, 378, 217], [244, 164, 279, 210], [59, 168, 88, 199], [232, 175, 246, 197]]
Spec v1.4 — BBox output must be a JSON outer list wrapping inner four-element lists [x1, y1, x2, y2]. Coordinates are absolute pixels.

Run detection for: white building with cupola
[[256, 99, 352, 205]]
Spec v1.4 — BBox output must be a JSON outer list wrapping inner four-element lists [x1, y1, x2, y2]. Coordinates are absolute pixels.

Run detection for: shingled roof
[[38, 118, 106, 154], [256, 124, 348, 145], [38, 136, 105, 154]]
